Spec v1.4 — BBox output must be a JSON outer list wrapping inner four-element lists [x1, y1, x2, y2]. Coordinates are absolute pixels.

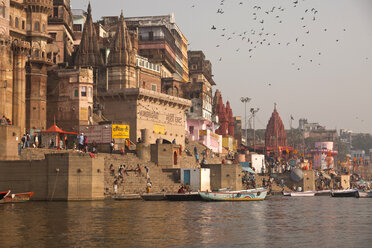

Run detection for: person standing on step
[[113, 180, 118, 195], [144, 166, 150, 179], [110, 139, 115, 154], [146, 179, 152, 193], [137, 164, 142, 177]]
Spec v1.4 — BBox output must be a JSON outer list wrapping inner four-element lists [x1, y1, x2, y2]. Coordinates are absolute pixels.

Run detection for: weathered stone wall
[[208, 164, 243, 191], [47, 68, 94, 132], [0, 125, 21, 160], [138, 68, 161, 92], [99, 88, 191, 147], [150, 143, 180, 168], [0, 153, 104, 200]]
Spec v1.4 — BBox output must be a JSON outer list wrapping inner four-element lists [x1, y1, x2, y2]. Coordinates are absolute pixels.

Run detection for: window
[[34, 50, 39, 58], [151, 84, 157, 92], [0, 4, 5, 18], [22, 20, 25, 29], [9, 15, 12, 26], [15, 17, 18, 28], [191, 64, 197, 70], [73, 24, 82, 32], [81, 86, 87, 97], [142, 82, 146, 89], [190, 107, 194, 113], [53, 7, 58, 17], [50, 33, 56, 40], [42, 24, 45, 32], [74, 89, 78, 97], [88, 87, 92, 97], [149, 31, 154, 40], [34, 22, 40, 31]]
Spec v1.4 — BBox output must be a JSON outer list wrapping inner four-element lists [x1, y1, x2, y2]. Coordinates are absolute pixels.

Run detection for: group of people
[[177, 184, 191, 193], [0, 115, 11, 125], [194, 146, 209, 166], [110, 163, 151, 194], [77, 133, 88, 152]]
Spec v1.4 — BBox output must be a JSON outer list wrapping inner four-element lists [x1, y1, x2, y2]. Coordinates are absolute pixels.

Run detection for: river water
[[0, 196, 371, 247]]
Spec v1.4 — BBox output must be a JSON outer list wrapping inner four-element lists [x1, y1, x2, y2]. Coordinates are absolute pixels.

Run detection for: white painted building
[[180, 168, 210, 192]]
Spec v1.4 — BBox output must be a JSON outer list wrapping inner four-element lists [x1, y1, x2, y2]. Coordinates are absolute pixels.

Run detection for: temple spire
[[107, 11, 136, 66], [74, 3, 103, 67], [88, 2, 92, 15]]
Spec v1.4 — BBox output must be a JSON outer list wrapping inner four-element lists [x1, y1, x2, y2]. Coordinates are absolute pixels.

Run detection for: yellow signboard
[[112, 125, 129, 139], [79, 107, 88, 120], [153, 124, 165, 134], [199, 130, 207, 136]]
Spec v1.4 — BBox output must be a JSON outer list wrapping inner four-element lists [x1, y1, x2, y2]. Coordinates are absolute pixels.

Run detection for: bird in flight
[[211, 25, 216, 30]]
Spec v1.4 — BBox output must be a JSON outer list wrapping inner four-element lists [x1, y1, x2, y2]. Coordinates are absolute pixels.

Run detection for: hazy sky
[[72, 0, 372, 134]]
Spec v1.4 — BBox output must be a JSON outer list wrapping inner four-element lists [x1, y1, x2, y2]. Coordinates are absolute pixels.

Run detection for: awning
[[242, 167, 256, 174]]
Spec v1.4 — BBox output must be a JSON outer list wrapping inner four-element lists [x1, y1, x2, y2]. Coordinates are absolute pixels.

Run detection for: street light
[[240, 97, 251, 146], [250, 107, 260, 152]]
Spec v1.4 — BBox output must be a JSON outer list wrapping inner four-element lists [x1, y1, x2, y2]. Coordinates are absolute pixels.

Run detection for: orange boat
[[2, 192, 34, 203]]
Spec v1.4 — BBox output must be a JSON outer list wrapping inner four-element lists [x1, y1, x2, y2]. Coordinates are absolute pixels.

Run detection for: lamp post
[[250, 107, 260, 152], [240, 97, 251, 146]]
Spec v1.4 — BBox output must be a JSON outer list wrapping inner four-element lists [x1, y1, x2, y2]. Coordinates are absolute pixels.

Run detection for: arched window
[[0, 3, 5, 18], [34, 22, 40, 31], [42, 24, 45, 32], [9, 16, 12, 26], [34, 50, 39, 58], [15, 17, 19, 28]]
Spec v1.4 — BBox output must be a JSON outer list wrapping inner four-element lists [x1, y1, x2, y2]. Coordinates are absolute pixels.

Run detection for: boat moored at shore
[[331, 189, 357, 197], [199, 188, 268, 201], [356, 190, 372, 198]]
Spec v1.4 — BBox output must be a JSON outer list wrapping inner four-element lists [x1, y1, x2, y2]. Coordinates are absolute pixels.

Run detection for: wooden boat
[[141, 193, 166, 201], [290, 191, 315, 197], [199, 188, 268, 201], [2, 192, 33, 203], [282, 191, 291, 196], [314, 190, 331, 196], [356, 190, 372, 198], [331, 189, 357, 197], [165, 192, 202, 201], [0, 191, 11, 202]]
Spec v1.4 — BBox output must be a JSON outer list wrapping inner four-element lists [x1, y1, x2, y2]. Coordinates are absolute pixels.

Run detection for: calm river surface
[[0, 196, 371, 247]]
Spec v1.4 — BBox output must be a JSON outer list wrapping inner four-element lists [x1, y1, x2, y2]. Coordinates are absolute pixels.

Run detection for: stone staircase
[[103, 153, 181, 195], [182, 140, 223, 167], [18, 142, 224, 196]]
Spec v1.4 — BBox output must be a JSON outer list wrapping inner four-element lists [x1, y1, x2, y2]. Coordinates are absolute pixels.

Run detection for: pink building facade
[[186, 119, 222, 153]]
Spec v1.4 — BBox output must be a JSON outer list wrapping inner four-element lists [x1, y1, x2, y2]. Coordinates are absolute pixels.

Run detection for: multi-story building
[[72, 6, 192, 147], [186, 51, 214, 122], [48, 0, 74, 65], [47, 67, 94, 132], [2, 0, 56, 132], [299, 118, 324, 131], [123, 13, 189, 82]]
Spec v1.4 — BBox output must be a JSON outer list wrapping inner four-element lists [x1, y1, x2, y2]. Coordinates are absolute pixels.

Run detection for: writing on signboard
[[112, 125, 130, 139]]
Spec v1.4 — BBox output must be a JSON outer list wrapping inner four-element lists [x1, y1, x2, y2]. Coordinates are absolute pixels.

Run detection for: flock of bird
[[190, 0, 366, 72]]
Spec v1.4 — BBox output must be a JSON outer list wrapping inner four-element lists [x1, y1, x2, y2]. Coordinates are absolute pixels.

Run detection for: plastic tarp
[[291, 168, 304, 182]]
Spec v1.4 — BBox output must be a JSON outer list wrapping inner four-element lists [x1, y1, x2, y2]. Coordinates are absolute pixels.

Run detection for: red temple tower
[[216, 95, 228, 136], [265, 104, 287, 149], [226, 101, 234, 137]]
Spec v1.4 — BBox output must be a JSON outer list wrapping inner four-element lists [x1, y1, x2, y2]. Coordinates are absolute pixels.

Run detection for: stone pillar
[[141, 128, 150, 145], [0, 39, 13, 118], [12, 50, 26, 133], [137, 128, 151, 161]]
